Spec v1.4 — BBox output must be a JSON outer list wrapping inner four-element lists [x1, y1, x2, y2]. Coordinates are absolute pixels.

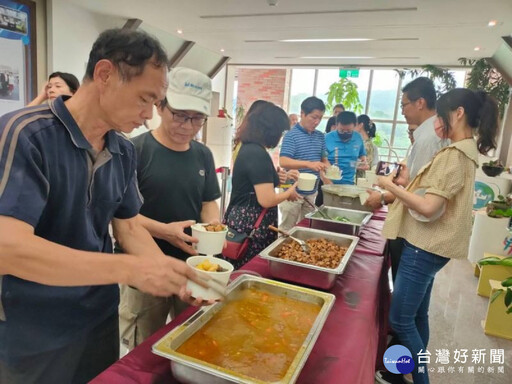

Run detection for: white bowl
[[297, 173, 318, 192], [191, 223, 228, 255], [186, 256, 234, 300]]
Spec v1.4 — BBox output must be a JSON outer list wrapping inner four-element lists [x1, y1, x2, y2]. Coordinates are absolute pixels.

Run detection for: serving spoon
[[268, 225, 310, 253], [303, 199, 333, 220]]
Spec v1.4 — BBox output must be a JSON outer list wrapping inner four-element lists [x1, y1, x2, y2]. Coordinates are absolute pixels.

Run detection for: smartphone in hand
[[376, 161, 402, 178]]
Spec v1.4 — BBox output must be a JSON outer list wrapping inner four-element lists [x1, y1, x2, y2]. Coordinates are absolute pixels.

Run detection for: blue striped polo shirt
[[279, 123, 326, 194], [0, 96, 143, 359]]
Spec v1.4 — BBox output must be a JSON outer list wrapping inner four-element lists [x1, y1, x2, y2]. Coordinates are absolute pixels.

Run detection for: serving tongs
[[268, 225, 310, 253], [303, 199, 333, 220]]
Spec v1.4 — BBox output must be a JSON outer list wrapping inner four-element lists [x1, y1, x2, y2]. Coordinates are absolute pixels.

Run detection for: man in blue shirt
[[279, 96, 330, 231], [325, 111, 368, 185], [0, 29, 206, 384]]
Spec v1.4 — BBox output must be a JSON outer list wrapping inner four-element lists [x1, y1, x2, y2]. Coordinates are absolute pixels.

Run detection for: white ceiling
[[69, 0, 512, 68]]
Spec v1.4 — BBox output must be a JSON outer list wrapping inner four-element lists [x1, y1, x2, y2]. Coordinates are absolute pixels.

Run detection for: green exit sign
[[339, 68, 360, 78]]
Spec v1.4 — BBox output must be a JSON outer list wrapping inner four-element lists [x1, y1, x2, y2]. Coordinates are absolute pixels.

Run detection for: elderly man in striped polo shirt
[[279, 96, 331, 231]]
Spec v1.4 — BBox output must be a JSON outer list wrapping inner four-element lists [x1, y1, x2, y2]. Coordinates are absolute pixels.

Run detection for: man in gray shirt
[[404, 85, 449, 179], [366, 77, 448, 210]]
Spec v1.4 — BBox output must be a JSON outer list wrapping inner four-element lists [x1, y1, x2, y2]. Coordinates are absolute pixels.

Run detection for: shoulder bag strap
[[252, 208, 268, 230]]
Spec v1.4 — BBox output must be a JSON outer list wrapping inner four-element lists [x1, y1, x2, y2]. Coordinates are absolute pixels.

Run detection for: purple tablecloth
[[92, 218, 390, 384]]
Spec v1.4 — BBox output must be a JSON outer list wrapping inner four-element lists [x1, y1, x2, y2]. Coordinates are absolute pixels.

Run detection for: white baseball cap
[[166, 67, 212, 115]]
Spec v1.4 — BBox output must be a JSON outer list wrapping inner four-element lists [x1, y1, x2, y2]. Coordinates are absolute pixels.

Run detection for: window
[[392, 123, 412, 160], [350, 70, 371, 109], [315, 69, 339, 105], [281, 68, 467, 161], [368, 70, 400, 120], [289, 69, 315, 114]]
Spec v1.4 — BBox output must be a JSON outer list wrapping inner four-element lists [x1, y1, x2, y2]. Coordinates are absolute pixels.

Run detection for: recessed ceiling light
[[220, 48, 225, 52], [280, 38, 373, 43], [488, 20, 497, 27], [300, 56, 375, 59], [474, 46, 481, 51], [177, 29, 183, 34]]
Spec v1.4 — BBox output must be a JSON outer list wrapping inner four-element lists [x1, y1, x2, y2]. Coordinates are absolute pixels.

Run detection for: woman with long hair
[[356, 114, 379, 168], [222, 102, 300, 269], [231, 100, 269, 165], [376, 88, 499, 384]]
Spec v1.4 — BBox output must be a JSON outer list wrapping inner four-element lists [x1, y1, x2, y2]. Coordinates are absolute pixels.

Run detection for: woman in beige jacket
[[377, 88, 499, 384]]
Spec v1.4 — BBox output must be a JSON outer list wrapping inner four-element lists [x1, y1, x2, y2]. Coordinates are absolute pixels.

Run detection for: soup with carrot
[[176, 288, 321, 381]]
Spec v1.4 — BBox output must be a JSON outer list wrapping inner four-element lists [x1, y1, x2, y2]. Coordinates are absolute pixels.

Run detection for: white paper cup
[[366, 170, 377, 186], [186, 256, 234, 300], [191, 223, 228, 255], [297, 173, 317, 192]]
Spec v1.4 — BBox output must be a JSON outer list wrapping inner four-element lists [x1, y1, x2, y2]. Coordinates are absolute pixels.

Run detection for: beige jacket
[[382, 139, 478, 260]]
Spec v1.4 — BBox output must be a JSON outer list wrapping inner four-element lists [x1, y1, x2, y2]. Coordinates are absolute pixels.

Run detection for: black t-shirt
[[325, 116, 336, 133], [229, 142, 279, 208], [131, 132, 221, 260]]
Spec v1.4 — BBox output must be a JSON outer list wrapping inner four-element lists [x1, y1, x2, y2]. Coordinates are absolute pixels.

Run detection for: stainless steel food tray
[[259, 227, 359, 290], [305, 206, 372, 235], [152, 274, 335, 384], [321, 184, 374, 212]]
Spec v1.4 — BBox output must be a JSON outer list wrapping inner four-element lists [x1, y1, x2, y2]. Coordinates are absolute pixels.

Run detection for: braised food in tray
[[176, 288, 321, 382], [277, 238, 348, 269]]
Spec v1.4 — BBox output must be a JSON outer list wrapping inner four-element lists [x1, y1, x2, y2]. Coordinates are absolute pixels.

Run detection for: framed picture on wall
[[0, 0, 36, 115]]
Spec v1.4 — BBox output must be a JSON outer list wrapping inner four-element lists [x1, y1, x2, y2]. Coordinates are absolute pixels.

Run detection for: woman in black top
[[222, 102, 300, 269]]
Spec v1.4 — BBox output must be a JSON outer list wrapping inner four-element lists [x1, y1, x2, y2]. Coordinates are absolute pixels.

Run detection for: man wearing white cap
[[118, 67, 221, 349]]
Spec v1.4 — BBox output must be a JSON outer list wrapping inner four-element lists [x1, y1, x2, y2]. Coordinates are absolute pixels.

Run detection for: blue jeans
[[389, 240, 450, 384]]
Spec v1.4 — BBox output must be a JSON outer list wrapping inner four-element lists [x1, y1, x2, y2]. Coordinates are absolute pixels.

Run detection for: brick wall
[[236, 68, 287, 110]]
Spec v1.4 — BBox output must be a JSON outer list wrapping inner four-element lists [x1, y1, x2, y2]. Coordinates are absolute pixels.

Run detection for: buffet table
[[92, 218, 390, 384]]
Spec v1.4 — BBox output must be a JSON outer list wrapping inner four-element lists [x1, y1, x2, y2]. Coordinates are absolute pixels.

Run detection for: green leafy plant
[[372, 132, 383, 147], [235, 104, 246, 124], [325, 78, 363, 114], [396, 65, 457, 94], [478, 256, 512, 314], [485, 160, 504, 167], [486, 193, 512, 218], [459, 58, 510, 119]]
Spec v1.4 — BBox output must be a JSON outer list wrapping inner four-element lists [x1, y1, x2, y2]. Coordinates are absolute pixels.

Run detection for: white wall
[[211, 66, 227, 109], [33, 0, 47, 89], [47, 0, 126, 81]]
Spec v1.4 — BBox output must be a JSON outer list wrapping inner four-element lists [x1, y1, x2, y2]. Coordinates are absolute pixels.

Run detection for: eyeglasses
[[166, 106, 207, 128], [400, 102, 412, 109]]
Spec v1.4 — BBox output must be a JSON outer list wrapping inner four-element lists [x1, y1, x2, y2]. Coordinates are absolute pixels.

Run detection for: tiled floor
[[418, 258, 511, 384]]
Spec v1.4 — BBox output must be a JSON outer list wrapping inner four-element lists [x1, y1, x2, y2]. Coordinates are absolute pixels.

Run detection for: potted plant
[[458, 58, 510, 119], [486, 194, 512, 217], [477, 256, 512, 314], [325, 78, 363, 114], [396, 64, 457, 94], [482, 160, 505, 177]]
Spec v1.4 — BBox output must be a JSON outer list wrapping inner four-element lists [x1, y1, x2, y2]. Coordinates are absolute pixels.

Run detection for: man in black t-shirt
[[119, 67, 221, 350]]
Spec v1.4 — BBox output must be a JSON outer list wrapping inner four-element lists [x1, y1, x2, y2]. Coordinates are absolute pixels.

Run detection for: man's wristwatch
[[379, 190, 387, 206]]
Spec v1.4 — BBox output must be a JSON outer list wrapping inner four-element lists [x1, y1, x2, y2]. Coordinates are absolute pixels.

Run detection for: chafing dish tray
[[321, 184, 374, 212], [152, 274, 335, 384], [259, 227, 359, 290], [305, 206, 372, 235]]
